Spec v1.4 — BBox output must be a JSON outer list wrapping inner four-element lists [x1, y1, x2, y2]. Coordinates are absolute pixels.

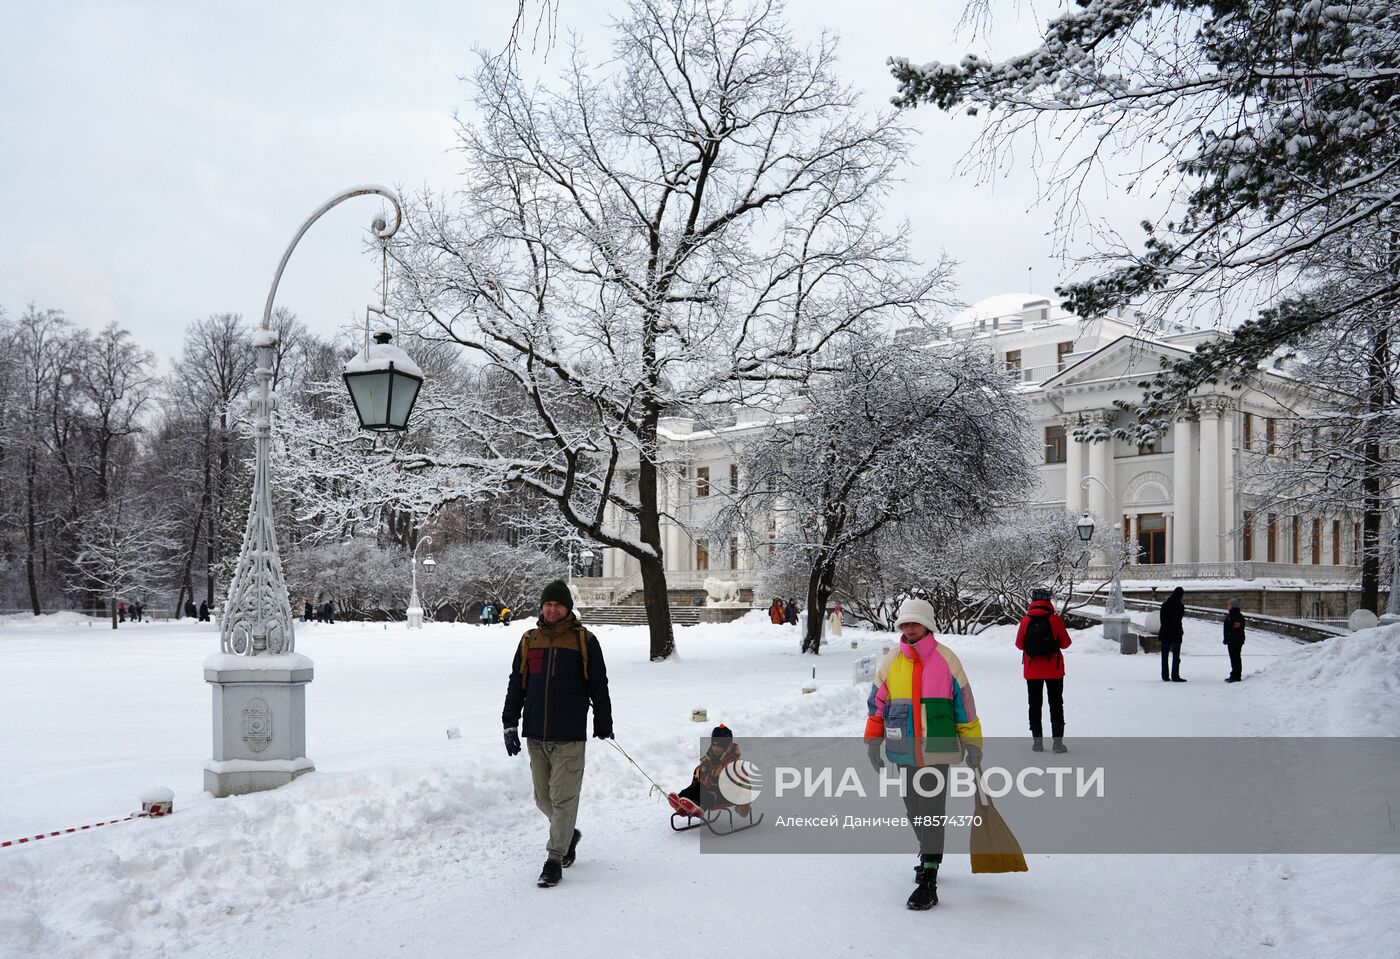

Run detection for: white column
[[665, 471, 682, 573], [1088, 432, 1111, 520], [1198, 402, 1223, 564], [1062, 415, 1084, 512], [1165, 512, 1175, 564], [1219, 405, 1236, 563], [1172, 415, 1196, 564]]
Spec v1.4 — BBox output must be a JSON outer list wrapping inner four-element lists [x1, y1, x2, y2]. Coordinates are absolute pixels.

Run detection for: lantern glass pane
[[388, 372, 422, 428], [346, 370, 392, 428]]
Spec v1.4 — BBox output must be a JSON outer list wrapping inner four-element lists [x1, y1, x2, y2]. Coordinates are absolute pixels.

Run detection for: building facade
[[582, 294, 1361, 611]]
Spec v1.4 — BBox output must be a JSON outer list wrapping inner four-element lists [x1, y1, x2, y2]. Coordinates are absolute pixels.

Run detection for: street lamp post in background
[[406, 536, 434, 629], [1079, 477, 1136, 654], [206, 185, 424, 799]]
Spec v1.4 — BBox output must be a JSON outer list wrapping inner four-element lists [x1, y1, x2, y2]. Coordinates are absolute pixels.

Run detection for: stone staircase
[[580, 604, 703, 627]]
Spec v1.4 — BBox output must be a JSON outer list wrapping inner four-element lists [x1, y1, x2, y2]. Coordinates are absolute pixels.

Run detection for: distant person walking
[[500, 606, 513, 627], [828, 602, 844, 638], [768, 598, 785, 625], [321, 601, 334, 625], [198, 600, 210, 622], [132, 601, 143, 622], [1223, 598, 1247, 682], [1015, 588, 1072, 753], [481, 602, 495, 627], [184, 600, 197, 620], [502, 579, 613, 889], [118, 602, 127, 623], [783, 598, 799, 625], [1159, 586, 1186, 682], [303, 601, 313, 623]]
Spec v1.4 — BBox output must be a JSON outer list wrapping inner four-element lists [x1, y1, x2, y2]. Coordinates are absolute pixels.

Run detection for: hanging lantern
[[342, 331, 423, 431], [1076, 512, 1096, 542]]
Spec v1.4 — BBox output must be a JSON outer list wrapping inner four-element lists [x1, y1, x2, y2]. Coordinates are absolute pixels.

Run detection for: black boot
[[537, 859, 562, 888], [1052, 737, 1068, 754], [907, 864, 938, 910], [562, 829, 582, 867], [1031, 737, 1044, 752]]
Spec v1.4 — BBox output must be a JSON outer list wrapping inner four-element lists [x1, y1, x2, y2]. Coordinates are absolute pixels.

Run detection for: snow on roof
[[947, 292, 1058, 326]]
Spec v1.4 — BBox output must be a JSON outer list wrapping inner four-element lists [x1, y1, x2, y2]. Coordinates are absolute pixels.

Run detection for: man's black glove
[[866, 741, 884, 772], [962, 742, 983, 768], [504, 728, 522, 757], [593, 718, 614, 740]]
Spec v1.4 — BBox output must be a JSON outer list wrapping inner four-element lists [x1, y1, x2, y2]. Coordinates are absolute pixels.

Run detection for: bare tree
[[66, 488, 177, 628], [395, 0, 946, 659], [736, 340, 1034, 653]]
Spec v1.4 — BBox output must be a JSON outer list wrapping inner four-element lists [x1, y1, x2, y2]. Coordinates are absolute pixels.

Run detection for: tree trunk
[[803, 562, 838, 654], [110, 594, 118, 630], [1361, 319, 1390, 612], [634, 412, 675, 661], [24, 450, 41, 615]]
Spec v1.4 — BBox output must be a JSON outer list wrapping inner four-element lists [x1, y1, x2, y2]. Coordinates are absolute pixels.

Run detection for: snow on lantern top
[[342, 331, 424, 432]]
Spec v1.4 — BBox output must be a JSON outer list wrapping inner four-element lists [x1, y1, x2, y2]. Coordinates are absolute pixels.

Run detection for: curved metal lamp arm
[[260, 184, 403, 331]]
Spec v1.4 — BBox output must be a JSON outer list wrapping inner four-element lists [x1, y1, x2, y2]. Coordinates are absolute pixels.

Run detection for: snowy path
[[0, 614, 1395, 958]]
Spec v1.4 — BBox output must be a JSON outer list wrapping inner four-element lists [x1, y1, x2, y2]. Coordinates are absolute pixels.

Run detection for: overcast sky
[[0, 1, 1161, 366]]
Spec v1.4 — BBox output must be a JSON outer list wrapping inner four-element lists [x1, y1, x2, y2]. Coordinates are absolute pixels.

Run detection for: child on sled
[[667, 724, 740, 817]]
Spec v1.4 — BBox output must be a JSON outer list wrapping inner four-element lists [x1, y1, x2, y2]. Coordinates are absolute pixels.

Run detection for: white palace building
[[582, 294, 1362, 618]]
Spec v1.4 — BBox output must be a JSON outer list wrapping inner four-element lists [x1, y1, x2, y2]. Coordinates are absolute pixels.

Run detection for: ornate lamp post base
[[1101, 613, 1138, 654], [204, 653, 315, 798]]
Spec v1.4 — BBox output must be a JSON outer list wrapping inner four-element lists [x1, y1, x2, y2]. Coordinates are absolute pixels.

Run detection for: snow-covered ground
[[0, 611, 1396, 958]]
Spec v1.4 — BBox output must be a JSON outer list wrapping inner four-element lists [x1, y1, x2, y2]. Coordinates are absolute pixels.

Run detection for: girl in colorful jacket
[[863, 598, 983, 910]]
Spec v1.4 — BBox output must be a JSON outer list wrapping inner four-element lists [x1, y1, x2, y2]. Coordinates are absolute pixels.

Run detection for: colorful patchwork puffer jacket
[[863, 634, 982, 766]]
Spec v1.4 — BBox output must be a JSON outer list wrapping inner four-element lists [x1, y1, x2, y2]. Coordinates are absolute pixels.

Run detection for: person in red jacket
[[1015, 587, 1072, 754]]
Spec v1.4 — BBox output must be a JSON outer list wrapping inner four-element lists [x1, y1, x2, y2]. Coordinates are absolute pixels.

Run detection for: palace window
[[1267, 514, 1278, 562], [1291, 516, 1301, 564], [696, 466, 710, 497], [1044, 425, 1066, 464], [1312, 518, 1322, 565], [1333, 520, 1341, 565], [696, 539, 709, 571], [1057, 341, 1074, 371], [1005, 350, 1022, 375], [1242, 512, 1254, 562], [1243, 413, 1253, 450], [729, 463, 739, 493]]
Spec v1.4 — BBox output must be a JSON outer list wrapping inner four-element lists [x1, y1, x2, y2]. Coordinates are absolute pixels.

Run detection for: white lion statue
[[703, 577, 741, 606]]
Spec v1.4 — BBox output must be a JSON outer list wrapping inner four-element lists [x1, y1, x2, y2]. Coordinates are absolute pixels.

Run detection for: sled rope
[[605, 739, 666, 800]]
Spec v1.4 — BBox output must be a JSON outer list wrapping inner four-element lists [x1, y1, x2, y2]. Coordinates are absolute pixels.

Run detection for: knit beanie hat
[[1030, 587, 1053, 602], [710, 724, 733, 741], [894, 598, 938, 636], [540, 579, 574, 611]]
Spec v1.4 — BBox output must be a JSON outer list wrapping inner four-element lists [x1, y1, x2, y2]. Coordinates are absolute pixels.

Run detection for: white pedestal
[[204, 653, 314, 798], [406, 606, 424, 629], [1102, 614, 1138, 654]]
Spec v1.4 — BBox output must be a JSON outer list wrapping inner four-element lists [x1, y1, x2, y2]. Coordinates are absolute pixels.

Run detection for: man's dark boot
[[537, 859, 562, 888], [562, 829, 582, 867], [906, 864, 938, 910], [1052, 737, 1068, 754], [1031, 737, 1044, 752], [1172, 676, 1187, 683]]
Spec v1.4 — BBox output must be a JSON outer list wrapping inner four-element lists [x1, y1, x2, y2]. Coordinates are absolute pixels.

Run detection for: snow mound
[[0, 611, 99, 628], [1256, 623, 1400, 735]]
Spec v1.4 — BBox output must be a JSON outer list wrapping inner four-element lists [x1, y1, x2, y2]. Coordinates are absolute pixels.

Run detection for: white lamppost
[[1079, 476, 1135, 653], [206, 185, 424, 799], [406, 536, 434, 629]]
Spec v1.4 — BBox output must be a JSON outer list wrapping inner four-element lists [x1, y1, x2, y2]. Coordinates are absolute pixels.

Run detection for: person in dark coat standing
[[1223, 597, 1247, 682], [1159, 586, 1186, 682], [184, 599, 197, 620], [1015, 587, 1073, 753], [783, 598, 799, 625], [303, 601, 313, 623], [503, 579, 612, 889], [322, 601, 334, 625], [198, 600, 210, 622]]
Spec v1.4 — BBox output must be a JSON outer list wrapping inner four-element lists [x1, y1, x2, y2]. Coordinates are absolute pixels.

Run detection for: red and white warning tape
[[1, 808, 170, 849]]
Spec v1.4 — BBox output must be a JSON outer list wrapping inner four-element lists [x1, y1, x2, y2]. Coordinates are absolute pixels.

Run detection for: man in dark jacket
[[1159, 586, 1186, 682], [503, 579, 613, 889], [1015, 587, 1073, 753], [783, 598, 799, 625], [1223, 597, 1247, 682]]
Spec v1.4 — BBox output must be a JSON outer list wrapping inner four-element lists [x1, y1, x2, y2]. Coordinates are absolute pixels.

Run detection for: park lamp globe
[[342, 329, 423, 431], [1076, 512, 1096, 542], [422, 555, 436, 570]]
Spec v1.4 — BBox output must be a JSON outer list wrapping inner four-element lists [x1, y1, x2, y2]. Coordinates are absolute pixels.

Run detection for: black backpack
[[1023, 614, 1058, 659]]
